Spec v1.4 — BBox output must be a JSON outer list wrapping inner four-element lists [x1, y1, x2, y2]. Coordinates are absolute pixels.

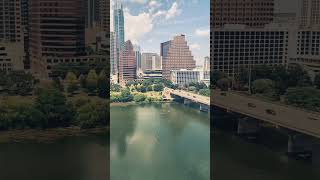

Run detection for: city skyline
[[110, 0, 210, 65]]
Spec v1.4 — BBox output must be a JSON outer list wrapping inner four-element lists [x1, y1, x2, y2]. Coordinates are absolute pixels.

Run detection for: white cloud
[[165, 2, 182, 20], [148, 0, 162, 13], [128, 0, 147, 4], [190, 43, 201, 50], [194, 28, 210, 37], [121, 2, 182, 43], [124, 8, 154, 44]]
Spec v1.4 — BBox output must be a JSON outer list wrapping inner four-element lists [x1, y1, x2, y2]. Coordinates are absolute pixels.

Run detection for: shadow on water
[[0, 133, 109, 180], [211, 107, 320, 180]]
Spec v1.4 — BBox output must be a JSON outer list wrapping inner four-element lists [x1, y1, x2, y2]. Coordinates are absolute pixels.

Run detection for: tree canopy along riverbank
[[0, 70, 109, 132]]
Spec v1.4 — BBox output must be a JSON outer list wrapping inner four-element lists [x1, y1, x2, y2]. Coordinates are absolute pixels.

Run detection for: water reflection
[[111, 105, 137, 158], [110, 103, 210, 180]]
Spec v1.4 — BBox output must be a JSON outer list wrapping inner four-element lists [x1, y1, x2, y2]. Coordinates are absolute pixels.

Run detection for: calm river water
[[1, 103, 318, 180], [110, 103, 210, 180], [0, 133, 109, 180]]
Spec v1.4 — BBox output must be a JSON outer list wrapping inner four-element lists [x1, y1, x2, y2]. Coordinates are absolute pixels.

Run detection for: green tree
[[217, 78, 231, 91], [146, 85, 153, 91], [86, 69, 98, 93], [111, 83, 121, 92], [97, 70, 108, 98], [134, 94, 146, 102], [35, 88, 74, 128], [52, 77, 64, 92], [199, 89, 210, 97], [285, 87, 320, 112], [153, 83, 164, 92], [119, 88, 133, 102], [13, 105, 46, 129], [252, 79, 275, 94], [79, 74, 86, 88], [65, 72, 78, 94], [314, 73, 320, 89], [211, 71, 226, 86], [75, 101, 108, 129]]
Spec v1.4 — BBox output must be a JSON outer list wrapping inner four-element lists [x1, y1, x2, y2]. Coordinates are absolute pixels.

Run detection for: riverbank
[[110, 100, 172, 107], [0, 126, 109, 143]]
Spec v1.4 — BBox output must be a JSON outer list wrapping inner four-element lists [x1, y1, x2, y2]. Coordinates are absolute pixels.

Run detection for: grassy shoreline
[[0, 126, 109, 143]]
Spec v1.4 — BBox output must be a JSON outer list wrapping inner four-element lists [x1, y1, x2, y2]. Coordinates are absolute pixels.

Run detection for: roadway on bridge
[[164, 88, 210, 106], [212, 90, 320, 138]]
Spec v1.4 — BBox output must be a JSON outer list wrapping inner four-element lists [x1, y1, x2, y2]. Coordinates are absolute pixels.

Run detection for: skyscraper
[[29, 0, 86, 77], [0, 0, 23, 42], [133, 45, 141, 72], [161, 35, 196, 79], [110, 32, 117, 75], [212, 0, 274, 28], [119, 40, 136, 85], [203, 56, 210, 71], [114, 0, 125, 78], [85, 0, 99, 28], [141, 53, 161, 71], [0, 0, 24, 71], [299, 0, 320, 28]]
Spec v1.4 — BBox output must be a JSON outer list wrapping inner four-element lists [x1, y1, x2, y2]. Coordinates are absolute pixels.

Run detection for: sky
[[111, 0, 210, 66]]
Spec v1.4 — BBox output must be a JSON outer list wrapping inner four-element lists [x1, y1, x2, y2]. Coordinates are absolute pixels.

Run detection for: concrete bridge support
[[312, 143, 320, 165], [237, 117, 260, 135], [200, 104, 209, 112], [287, 133, 313, 155], [184, 98, 192, 106]]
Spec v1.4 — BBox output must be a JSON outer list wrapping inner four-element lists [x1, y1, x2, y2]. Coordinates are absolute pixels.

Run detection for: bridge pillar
[[184, 98, 192, 106], [200, 104, 209, 112], [237, 117, 260, 135], [287, 133, 313, 156]]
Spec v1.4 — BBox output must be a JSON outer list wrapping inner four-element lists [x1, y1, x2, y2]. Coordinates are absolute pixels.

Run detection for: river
[[212, 112, 320, 180], [110, 103, 210, 180], [0, 133, 109, 180], [0, 103, 317, 180]]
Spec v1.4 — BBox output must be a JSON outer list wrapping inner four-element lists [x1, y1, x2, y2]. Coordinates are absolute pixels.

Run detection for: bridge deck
[[164, 88, 210, 106], [212, 90, 320, 138]]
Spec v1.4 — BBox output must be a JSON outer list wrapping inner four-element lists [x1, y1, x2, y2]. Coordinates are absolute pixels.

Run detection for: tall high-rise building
[[141, 53, 161, 71], [133, 45, 141, 72], [212, 0, 275, 28], [161, 35, 196, 79], [203, 56, 210, 71], [113, 0, 125, 81], [119, 40, 136, 85], [299, 0, 320, 28], [110, 32, 117, 75], [99, 0, 109, 32], [113, 0, 125, 49], [85, 0, 99, 28], [21, 0, 30, 69], [0, 0, 25, 71], [29, 0, 86, 77], [212, 26, 289, 76], [0, 0, 23, 42]]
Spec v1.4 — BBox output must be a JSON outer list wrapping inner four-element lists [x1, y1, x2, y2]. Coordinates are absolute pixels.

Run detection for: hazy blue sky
[[111, 0, 210, 65]]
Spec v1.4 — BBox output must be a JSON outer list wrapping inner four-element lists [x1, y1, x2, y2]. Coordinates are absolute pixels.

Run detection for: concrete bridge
[[212, 90, 320, 162], [163, 88, 210, 112]]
